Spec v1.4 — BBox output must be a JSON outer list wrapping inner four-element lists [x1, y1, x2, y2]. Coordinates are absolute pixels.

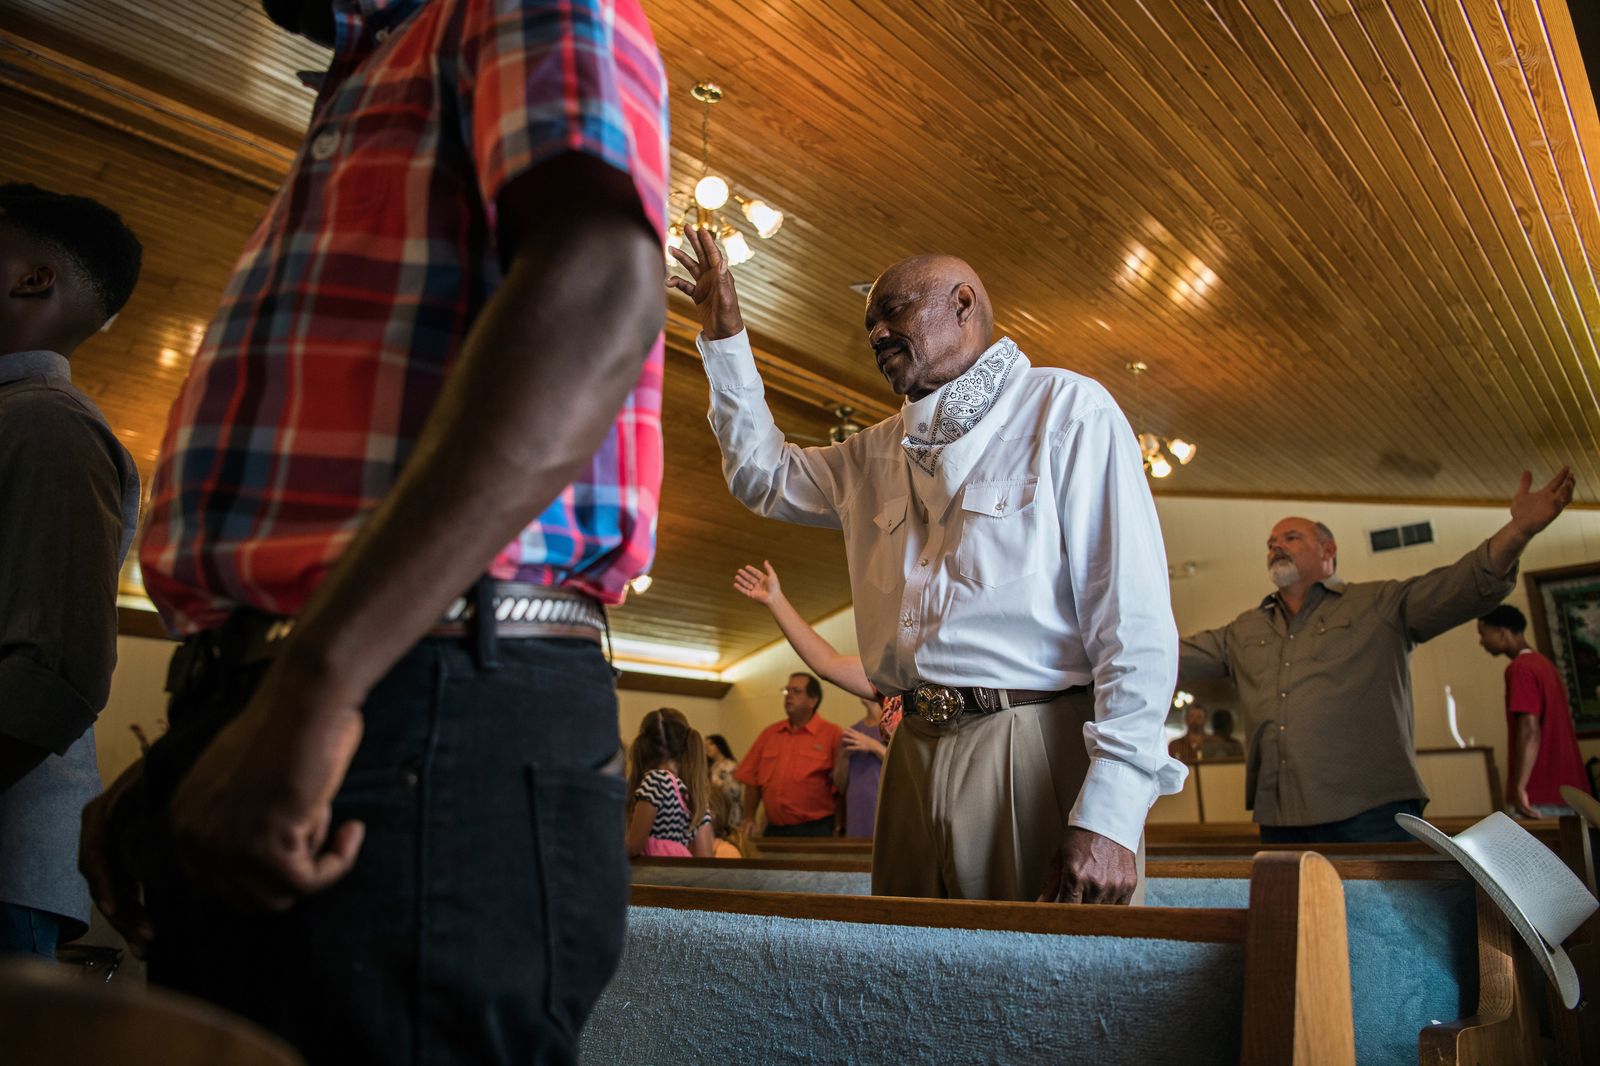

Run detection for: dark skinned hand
[[1037, 826, 1138, 905]]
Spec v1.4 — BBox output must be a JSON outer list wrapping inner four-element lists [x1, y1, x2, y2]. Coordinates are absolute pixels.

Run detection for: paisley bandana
[[901, 337, 1022, 475]]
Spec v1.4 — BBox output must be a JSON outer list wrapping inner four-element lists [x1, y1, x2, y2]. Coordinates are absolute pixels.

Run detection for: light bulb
[[694, 175, 730, 210], [721, 230, 754, 265], [629, 574, 653, 594], [1169, 438, 1197, 464], [1148, 455, 1173, 478], [742, 199, 784, 238], [1137, 432, 1162, 458]]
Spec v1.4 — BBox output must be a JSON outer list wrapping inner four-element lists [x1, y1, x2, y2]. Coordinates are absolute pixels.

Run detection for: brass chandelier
[[665, 82, 784, 267], [1125, 361, 1197, 479]]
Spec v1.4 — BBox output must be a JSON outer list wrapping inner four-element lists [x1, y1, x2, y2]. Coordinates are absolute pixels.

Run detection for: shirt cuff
[[1473, 538, 1518, 591], [0, 655, 98, 755], [1068, 757, 1160, 853], [696, 329, 761, 391]]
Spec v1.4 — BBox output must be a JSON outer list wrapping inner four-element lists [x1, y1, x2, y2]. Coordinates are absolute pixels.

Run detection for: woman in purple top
[[835, 698, 888, 838]]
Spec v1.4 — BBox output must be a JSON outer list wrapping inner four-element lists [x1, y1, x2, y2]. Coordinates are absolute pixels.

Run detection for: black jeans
[[763, 815, 836, 838], [0, 902, 61, 960], [1258, 798, 1425, 844], [139, 633, 628, 1066]]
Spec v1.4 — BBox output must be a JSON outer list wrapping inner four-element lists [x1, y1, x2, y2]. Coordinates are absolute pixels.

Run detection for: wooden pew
[[590, 852, 1353, 1065], [746, 836, 873, 858], [1149, 859, 1537, 1065], [630, 854, 1538, 1064], [1146, 818, 1561, 860], [632, 855, 872, 894], [1550, 816, 1600, 1066]]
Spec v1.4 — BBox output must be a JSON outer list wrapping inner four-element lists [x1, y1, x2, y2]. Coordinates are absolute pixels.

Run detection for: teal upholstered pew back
[[584, 906, 1245, 1064], [1147, 871, 1476, 1066], [629, 858, 1475, 1065], [595, 855, 1356, 1066]]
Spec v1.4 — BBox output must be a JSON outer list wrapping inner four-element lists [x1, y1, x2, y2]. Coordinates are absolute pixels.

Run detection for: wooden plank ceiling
[[3, 0, 1599, 668]]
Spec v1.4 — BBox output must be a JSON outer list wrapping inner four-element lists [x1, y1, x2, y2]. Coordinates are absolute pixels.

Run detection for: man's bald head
[[864, 254, 995, 400]]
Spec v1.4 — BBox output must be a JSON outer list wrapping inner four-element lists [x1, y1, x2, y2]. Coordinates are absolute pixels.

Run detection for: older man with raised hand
[[671, 228, 1184, 904], [1179, 470, 1575, 844]]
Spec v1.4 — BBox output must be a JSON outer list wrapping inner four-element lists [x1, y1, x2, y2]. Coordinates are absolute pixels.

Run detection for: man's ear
[[11, 265, 55, 299], [953, 282, 976, 325]]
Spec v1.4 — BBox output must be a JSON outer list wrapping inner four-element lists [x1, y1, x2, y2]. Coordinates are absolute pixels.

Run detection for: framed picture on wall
[[1526, 563, 1600, 737]]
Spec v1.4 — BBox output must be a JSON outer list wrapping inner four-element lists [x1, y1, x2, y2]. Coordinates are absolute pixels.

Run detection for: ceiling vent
[[1368, 520, 1434, 554]]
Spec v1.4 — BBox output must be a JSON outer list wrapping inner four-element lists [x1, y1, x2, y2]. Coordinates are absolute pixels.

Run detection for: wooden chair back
[[0, 959, 302, 1065]]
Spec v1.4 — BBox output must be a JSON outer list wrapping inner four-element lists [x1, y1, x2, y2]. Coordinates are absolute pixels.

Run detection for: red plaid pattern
[[140, 0, 668, 634]]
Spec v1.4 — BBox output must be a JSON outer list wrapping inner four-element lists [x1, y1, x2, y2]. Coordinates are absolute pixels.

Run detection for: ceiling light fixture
[[1125, 361, 1197, 480], [666, 82, 784, 268]]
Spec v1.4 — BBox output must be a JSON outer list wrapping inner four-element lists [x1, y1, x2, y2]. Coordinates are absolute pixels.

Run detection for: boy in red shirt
[[1478, 605, 1591, 817]]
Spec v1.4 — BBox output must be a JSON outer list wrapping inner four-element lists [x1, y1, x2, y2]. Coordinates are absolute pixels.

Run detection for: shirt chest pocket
[[864, 496, 909, 593], [1237, 633, 1278, 675], [1310, 619, 1353, 662], [956, 478, 1039, 587], [312, 106, 431, 233]]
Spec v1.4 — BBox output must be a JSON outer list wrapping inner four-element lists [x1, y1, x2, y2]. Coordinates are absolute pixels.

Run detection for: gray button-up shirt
[[1179, 541, 1515, 826], [0, 349, 139, 928]]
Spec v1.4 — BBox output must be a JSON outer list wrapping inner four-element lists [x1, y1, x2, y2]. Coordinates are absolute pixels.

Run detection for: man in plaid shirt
[[79, 1, 667, 1061]]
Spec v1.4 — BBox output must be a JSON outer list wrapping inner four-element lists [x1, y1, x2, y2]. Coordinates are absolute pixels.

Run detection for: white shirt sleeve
[[1053, 405, 1187, 851], [698, 329, 851, 529]]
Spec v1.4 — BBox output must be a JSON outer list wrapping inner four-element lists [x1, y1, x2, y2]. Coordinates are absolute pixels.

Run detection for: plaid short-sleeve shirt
[[140, 0, 668, 635]]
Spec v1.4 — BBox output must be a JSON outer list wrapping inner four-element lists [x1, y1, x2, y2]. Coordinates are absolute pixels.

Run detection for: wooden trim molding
[[117, 607, 173, 642], [629, 882, 1248, 942], [615, 671, 730, 699], [0, 29, 295, 191]]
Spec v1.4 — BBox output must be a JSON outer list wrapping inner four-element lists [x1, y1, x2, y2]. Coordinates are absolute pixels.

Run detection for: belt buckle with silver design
[[912, 683, 964, 724]]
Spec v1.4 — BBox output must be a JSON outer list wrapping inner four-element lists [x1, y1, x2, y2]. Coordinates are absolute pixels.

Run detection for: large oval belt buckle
[[913, 683, 964, 724]]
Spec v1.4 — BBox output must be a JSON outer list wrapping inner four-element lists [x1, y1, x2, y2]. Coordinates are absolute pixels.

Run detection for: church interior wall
[[94, 496, 1600, 793]]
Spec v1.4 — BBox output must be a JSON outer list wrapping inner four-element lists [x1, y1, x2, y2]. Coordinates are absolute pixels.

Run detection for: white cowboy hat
[[1560, 785, 1600, 829], [1397, 811, 1597, 1009]]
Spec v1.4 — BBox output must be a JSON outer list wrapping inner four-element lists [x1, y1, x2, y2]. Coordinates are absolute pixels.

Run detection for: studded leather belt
[[179, 582, 603, 675], [897, 682, 1092, 724]]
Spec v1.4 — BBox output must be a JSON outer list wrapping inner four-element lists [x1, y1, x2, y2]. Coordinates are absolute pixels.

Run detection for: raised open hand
[[1508, 467, 1575, 538], [733, 561, 781, 606], [667, 224, 744, 340]]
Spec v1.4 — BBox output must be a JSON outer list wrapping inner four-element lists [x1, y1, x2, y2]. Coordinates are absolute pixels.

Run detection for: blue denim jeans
[[0, 902, 62, 960], [1259, 798, 1425, 844], [139, 632, 628, 1066]]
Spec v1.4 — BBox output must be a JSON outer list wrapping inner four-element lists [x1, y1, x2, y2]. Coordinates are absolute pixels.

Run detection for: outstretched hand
[[667, 224, 745, 340], [733, 561, 782, 606], [840, 727, 887, 761], [1508, 467, 1575, 538]]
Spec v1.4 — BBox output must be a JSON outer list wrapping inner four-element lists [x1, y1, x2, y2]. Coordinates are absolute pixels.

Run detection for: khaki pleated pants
[[871, 690, 1145, 903]]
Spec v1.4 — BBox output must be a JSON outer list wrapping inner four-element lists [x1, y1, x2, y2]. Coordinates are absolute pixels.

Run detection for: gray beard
[[1268, 559, 1300, 589]]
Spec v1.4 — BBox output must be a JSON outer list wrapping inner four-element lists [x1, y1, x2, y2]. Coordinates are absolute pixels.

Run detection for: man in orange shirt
[[737, 673, 843, 837]]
